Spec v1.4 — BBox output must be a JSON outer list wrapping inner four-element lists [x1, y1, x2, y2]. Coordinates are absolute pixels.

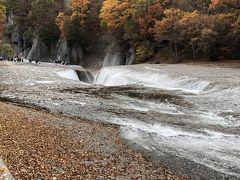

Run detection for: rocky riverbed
[[0, 61, 239, 179]]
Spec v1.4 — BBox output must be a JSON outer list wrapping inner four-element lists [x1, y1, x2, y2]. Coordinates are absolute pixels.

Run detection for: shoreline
[[0, 101, 184, 179]]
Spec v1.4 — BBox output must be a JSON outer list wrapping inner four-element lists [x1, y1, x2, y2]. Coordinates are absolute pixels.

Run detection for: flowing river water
[[0, 62, 239, 179]]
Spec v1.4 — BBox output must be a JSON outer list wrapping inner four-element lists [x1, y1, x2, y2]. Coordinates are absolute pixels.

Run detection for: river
[[0, 62, 239, 179]]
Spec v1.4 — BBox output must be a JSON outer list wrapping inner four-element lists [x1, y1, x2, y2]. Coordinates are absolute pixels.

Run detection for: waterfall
[[56, 69, 94, 83], [27, 35, 40, 60], [26, 34, 48, 60], [55, 39, 68, 62], [56, 70, 80, 81], [125, 48, 135, 65], [95, 65, 209, 94], [102, 52, 125, 67], [76, 70, 94, 83], [102, 48, 135, 68]]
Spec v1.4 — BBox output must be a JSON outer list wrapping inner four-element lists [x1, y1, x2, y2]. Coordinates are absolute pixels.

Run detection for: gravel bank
[[0, 101, 184, 179]]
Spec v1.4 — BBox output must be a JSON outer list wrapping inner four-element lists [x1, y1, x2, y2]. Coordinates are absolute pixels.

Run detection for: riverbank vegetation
[[1, 0, 240, 63], [100, 0, 240, 62], [0, 0, 6, 40]]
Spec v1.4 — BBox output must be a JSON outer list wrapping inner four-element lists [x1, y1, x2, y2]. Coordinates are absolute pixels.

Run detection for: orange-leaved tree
[[100, 0, 164, 30], [210, 0, 240, 9], [71, 0, 90, 26], [100, 0, 165, 42], [138, 0, 164, 39], [99, 0, 130, 29], [154, 8, 184, 58], [55, 11, 66, 37]]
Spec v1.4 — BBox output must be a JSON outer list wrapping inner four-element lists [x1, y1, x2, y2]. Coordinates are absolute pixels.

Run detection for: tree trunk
[[174, 40, 178, 59], [192, 43, 196, 60]]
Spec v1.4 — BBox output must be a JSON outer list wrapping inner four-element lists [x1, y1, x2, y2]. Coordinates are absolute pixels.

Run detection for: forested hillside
[[0, 0, 239, 65]]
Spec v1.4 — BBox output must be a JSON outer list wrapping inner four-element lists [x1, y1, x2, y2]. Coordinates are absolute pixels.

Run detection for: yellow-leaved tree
[[0, 0, 6, 40], [100, 0, 165, 63], [100, 0, 146, 29], [55, 0, 91, 47], [55, 0, 90, 39], [0, 0, 5, 23], [55, 11, 66, 37], [71, 0, 90, 26], [100, 0, 164, 37]]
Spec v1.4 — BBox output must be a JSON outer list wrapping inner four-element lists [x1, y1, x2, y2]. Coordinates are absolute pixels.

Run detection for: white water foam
[[117, 95, 184, 115], [95, 66, 209, 94], [56, 70, 79, 81], [112, 117, 240, 177], [35, 80, 55, 84]]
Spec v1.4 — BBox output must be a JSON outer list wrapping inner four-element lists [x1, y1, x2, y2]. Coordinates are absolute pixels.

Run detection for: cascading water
[[125, 48, 135, 65], [56, 69, 80, 81], [56, 69, 94, 83], [95, 65, 209, 94], [76, 70, 94, 83], [102, 52, 125, 67], [102, 48, 135, 68], [5, 62, 238, 178]]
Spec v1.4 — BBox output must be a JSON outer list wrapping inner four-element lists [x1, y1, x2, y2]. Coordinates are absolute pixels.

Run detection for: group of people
[[28, 58, 41, 64], [8, 57, 24, 62], [3, 56, 70, 65], [54, 59, 70, 65], [7, 56, 42, 64]]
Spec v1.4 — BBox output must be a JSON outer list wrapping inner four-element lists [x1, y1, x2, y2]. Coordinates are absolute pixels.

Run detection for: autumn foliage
[[2, 0, 240, 61], [0, 0, 5, 23], [55, 0, 90, 40], [210, 0, 240, 9], [100, 0, 240, 61], [71, 0, 90, 26], [100, 0, 164, 37], [55, 11, 65, 37], [0, 0, 6, 39]]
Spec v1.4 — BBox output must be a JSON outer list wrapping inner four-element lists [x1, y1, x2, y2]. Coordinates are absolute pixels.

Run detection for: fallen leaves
[[0, 102, 186, 179]]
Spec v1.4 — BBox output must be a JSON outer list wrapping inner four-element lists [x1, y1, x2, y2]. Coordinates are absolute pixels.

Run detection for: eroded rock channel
[[0, 62, 239, 179]]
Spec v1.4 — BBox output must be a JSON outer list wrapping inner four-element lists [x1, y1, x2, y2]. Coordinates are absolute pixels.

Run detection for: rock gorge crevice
[[4, 0, 135, 68], [6, 29, 135, 68]]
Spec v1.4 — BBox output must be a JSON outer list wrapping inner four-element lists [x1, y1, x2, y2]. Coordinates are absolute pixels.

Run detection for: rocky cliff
[[4, 0, 135, 68]]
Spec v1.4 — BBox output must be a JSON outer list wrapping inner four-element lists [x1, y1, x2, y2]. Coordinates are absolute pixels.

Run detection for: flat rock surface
[[0, 61, 239, 179]]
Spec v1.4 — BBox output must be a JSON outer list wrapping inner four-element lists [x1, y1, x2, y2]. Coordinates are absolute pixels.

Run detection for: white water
[[97, 115, 240, 177], [2, 63, 238, 177], [121, 122, 240, 177], [102, 52, 124, 67], [117, 95, 184, 115], [93, 64, 240, 177], [95, 66, 209, 94], [56, 70, 79, 81]]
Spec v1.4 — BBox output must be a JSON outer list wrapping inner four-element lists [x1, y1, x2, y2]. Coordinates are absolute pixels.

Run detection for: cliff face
[[5, 0, 135, 68], [5, 10, 54, 61], [5, 12, 29, 57]]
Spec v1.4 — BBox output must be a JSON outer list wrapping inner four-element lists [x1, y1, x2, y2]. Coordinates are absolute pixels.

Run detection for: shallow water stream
[[0, 62, 239, 179]]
